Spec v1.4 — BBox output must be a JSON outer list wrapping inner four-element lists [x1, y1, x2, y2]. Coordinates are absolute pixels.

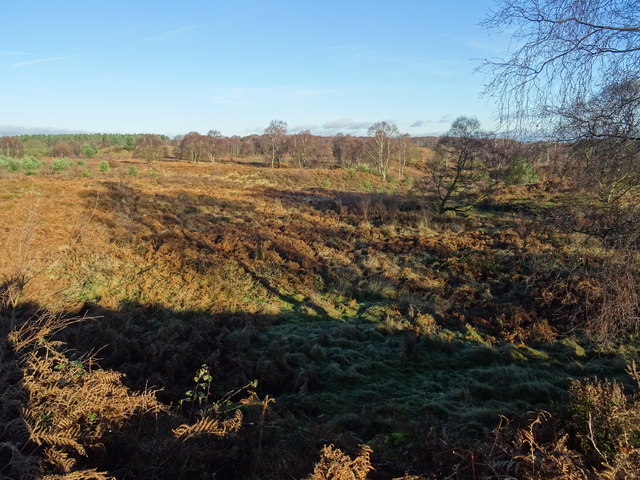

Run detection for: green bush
[[0, 155, 21, 171], [128, 165, 139, 176], [21, 156, 42, 174], [504, 157, 538, 185], [0, 155, 43, 173], [99, 160, 110, 172], [79, 143, 98, 158], [51, 157, 72, 172]]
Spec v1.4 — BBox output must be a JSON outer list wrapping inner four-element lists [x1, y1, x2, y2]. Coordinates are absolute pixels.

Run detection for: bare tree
[[240, 136, 258, 156], [206, 129, 225, 163], [481, 1, 640, 343], [263, 120, 288, 168], [367, 121, 399, 181], [313, 136, 335, 167], [51, 141, 76, 158], [396, 133, 418, 180], [481, 0, 640, 129], [559, 79, 640, 198], [179, 132, 214, 164], [420, 116, 502, 214], [0, 136, 24, 158], [550, 79, 640, 242], [333, 134, 365, 168], [291, 130, 313, 168], [133, 134, 166, 164], [227, 135, 242, 158]]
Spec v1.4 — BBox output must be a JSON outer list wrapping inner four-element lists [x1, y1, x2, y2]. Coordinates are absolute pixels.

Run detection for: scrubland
[[1, 152, 639, 480]]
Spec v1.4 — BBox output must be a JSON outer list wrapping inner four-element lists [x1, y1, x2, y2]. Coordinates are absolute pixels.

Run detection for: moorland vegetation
[[1, 0, 640, 478]]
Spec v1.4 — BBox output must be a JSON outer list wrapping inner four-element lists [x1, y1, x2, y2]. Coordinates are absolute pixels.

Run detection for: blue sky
[[0, 0, 506, 137]]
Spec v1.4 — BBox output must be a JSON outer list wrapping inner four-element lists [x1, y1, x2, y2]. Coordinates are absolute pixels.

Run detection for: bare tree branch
[[480, 0, 640, 130]]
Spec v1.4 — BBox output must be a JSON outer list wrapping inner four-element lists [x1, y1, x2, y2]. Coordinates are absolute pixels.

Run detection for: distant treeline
[[0, 127, 448, 178], [1, 133, 170, 158], [0, 129, 426, 172], [18, 133, 171, 146]]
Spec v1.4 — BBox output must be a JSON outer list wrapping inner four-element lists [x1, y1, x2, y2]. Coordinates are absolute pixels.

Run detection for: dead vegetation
[[0, 153, 638, 479]]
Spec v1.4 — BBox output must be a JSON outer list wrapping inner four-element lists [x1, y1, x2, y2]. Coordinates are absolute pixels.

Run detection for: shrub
[[50, 157, 72, 172], [79, 143, 98, 158], [565, 377, 640, 466], [21, 156, 42, 174], [0, 155, 43, 173], [0, 155, 21, 171], [99, 160, 110, 172], [504, 157, 538, 185], [128, 165, 139, 176], [21, 156, 42, 170]]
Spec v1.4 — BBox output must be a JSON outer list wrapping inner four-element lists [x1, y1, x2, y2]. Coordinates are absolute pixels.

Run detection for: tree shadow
[[56, 299, 634, 478], [0, 298, 35, 478], [77, 180, 596, 341], [50, 176, 635, 476], [3, 266, 634, 479]]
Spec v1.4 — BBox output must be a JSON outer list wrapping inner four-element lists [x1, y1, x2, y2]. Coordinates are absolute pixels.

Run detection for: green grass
[[234, 310, 632, 447]]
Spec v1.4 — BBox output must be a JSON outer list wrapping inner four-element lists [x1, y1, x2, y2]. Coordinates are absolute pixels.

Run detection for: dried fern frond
[[8, 313, 90, 352], [483, 411, 589, 480], [305, 444, 373, 480], [626, 361, 640, 389], [27, 428, 86, 456], [42, 468, 114, 480], [43, 446, 77, 473], [597, 448, 640, 480], [172, 409, 243, 441], [4, 310, 162, 479]]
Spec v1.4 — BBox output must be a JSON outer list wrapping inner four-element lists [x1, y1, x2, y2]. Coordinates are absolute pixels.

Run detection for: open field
[[1, 153, 639, 479]]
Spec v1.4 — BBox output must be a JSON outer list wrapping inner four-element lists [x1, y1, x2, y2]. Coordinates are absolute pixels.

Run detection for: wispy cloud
[[409, 120, 424, 128], [143, 25, 198, 42], [322, 118, 371, 131], [12, 55, 74, 68], [289, 123, 317, 134], [0, 50, 38, 56], [200, 85, 340, 106]]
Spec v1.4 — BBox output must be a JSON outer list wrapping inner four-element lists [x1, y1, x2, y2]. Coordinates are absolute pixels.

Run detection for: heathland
[[1, 132, 639, 479]]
